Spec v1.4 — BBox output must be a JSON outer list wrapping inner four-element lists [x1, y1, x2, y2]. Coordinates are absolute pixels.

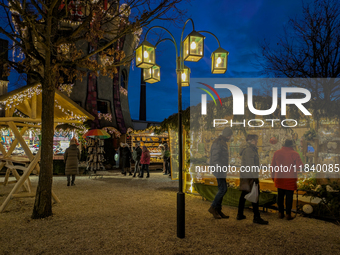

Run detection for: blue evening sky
[[3, 0, 310, 122], [127, 0, 308, 122]]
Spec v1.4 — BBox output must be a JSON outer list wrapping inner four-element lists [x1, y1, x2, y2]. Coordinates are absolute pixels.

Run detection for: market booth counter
[[187, 168, 278, 210], [0, 83, 94, 212], [181, 123, 340, 213], [129, 128, 168, 170]]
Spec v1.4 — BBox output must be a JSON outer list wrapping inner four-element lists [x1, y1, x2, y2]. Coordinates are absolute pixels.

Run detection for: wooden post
[[24, 100, 32, 118], [8, 122, 34, 161], [0, 150, 41, 212], [31, 93, 37, 119], [0, 127, 28, 172], [0, 142, 6, 155], [5, 107, 15, 117]]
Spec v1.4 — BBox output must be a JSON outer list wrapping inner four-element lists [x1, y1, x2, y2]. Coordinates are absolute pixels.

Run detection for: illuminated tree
[[260, 0, 340, 120], [0, 0, 185, 218]]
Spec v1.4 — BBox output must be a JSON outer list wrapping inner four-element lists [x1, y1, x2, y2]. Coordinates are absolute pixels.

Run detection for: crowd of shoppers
[[208, 127, 303, 224]]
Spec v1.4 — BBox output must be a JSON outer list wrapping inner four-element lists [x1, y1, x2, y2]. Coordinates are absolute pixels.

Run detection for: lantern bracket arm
[[197, 31, 221, 48], [155, 38, 175, 48], [144, 26, 178, 58], [180, 18, 195, 44]]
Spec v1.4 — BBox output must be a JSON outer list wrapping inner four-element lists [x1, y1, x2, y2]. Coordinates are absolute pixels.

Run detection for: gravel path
[[0, 171, 339, 255]]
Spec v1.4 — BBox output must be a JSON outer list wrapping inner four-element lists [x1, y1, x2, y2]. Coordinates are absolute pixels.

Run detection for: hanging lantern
[[181, 65, 191, 87], [211, 47, 229, 74], [135, 41, 156, 68], [143, 65, 160, 84], [183, 31, 205, 62]]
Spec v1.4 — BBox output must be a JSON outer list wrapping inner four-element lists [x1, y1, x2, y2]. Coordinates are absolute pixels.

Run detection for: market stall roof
[[0, 83, 94, 125]]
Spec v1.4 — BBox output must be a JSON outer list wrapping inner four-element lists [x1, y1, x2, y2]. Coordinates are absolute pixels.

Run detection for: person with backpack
[[132, 143, 142, 177]]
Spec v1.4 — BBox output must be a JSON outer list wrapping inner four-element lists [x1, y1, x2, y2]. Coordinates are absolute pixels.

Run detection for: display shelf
[[86, 138, 106, 174], [131, 133, 168, 165]]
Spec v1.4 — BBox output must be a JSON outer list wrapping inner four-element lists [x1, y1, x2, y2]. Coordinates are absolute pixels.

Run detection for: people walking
[[139, 146, 150, 178], [208, 127, 233, 219], [132, 143, 142, 177], [271, 139, 303, 220], [121, 143, 132, 176], [64, 138, 80, 186], [237, 134, 268, 225]]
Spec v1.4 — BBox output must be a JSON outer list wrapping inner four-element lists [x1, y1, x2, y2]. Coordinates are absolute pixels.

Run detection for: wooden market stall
[[161, 97, 340, 217], [129, 126, 169, 171], [0, 83, 94, 212]]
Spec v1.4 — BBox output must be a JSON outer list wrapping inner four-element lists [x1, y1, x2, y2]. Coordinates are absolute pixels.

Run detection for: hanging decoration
[[102, 127, 121, 137], [58, 84, 74, 96], [1, 85, 42, 110], [98, 113, 112, 121], [119, 86, 128, 96]]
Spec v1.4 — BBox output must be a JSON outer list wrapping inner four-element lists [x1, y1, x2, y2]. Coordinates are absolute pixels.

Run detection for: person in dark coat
[[237, 134, 268, 224], [163, 144, 171, 176], [208, 127, 233, 219], [271, 139, 303, 220], [64, 138, 80, 186], [121, 143, 132, 176], [132, 143, 142, 177]]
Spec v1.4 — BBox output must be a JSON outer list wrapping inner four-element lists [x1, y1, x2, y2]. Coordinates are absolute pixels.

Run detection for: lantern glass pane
[[189, 36, 203, 56], [181, 70, 188, 83], [152, 66, 160, 80], [136, 46, 142, 66], [215, 53, 226, 68], [144, 68, 152, 80], [183, 37, 189, 60], [143, 46, 155, 64]]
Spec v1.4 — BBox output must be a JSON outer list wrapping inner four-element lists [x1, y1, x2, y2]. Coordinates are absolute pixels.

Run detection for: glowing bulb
[[144, 51, 149, 58], [181, 72, 186, 81], [190, 41, 196, 50], [217, 57, 222, 64], [137, 57, 141, 62]]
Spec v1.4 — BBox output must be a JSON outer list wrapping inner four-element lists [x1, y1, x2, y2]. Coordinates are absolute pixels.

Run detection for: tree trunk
[[32, 11, 55, 219], [31, 80, 55, 218]]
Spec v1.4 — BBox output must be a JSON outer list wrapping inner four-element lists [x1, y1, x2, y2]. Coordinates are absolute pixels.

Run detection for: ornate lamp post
[[135, 19, 229, 239]]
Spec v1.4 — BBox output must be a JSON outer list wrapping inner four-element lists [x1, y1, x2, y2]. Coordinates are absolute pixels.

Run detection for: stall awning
[[0, 83, 94, 125]]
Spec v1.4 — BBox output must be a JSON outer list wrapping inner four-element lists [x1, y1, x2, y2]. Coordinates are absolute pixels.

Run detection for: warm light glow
[[144, 51, 149, 58], [149, 69, 151, 74], [181, 72, 186, 81], [217, 57, 222, 64], [137, 57, 141, 62], [190, 41, 196, 50]]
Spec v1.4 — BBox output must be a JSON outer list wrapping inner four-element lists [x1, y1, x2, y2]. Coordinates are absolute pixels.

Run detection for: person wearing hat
[[64, 138, 80, 186], [208, 127, 233, 219], [271, 139, 303, 220]]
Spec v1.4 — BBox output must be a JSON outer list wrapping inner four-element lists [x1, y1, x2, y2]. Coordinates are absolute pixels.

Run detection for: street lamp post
[[135, 19, 228, 239]]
